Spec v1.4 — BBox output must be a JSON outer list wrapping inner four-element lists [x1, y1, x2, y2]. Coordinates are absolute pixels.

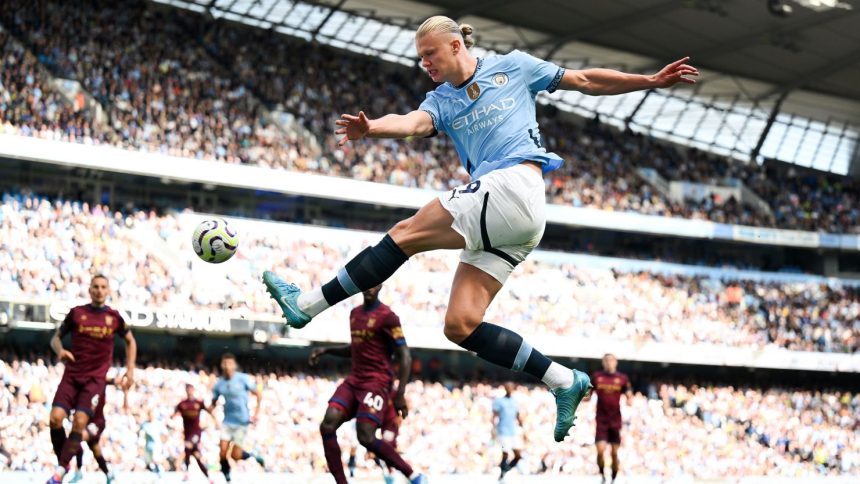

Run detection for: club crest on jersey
[[492, 73, 508, 87], [367, 317, 376, 328], [105, 315, 114, 327], [467, 82, 481, 100]]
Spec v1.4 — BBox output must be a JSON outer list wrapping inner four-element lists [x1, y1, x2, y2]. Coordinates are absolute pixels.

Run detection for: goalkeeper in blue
[[265, 15, 697, 442]]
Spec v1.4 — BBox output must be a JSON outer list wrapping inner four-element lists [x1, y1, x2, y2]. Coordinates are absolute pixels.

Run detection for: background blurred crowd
[[0, 356, 857, 478], [1, 193, 858, 353], [1, 0, 858, 233]]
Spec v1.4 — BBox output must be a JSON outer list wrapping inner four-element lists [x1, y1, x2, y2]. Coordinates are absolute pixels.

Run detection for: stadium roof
[[403, 0, 860, 103], [158, 0, 859, 174]]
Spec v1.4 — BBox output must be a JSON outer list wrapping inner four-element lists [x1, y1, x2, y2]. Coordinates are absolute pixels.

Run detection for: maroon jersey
[[592, 371, 630, 423], [347, 302, 405, 388], [60, 304, 128, 378], [176, 398, 205, 436]]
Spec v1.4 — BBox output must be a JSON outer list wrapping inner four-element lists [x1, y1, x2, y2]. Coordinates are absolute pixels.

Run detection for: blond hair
[[416, 15, 475, 49]]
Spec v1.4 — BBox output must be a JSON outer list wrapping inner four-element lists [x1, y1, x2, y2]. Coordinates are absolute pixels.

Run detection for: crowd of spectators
[[1, 0, 858, 232], [1, 193, 858, 353], [0, 356, 857, 478]]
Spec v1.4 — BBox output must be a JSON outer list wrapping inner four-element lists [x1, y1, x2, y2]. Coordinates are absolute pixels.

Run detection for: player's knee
[[71, 412, 89, 431], [443, 312, 481, 343], [49, 409, 66, 428], [388, 218, 415, 252], [320, 421, 338, 436], [356, 427, 376, 448]]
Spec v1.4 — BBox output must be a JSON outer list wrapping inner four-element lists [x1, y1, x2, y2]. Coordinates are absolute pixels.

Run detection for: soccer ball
[[192, 219, 239, 263]]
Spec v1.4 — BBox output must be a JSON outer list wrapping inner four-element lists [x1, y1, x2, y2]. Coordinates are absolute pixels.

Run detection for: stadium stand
[[1, 193, 858, 353], [1, 0, 859, 232]]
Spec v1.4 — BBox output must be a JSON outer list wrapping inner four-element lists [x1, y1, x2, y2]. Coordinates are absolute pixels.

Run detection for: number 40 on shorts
[[363, 392, 384, 411]]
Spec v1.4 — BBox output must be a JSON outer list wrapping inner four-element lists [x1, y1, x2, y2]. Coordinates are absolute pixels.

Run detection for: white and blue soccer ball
[[191, 218, 239, 263]]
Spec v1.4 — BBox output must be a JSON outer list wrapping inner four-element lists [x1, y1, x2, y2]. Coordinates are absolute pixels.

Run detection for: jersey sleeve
[[59, 309, 75, 337], [509, 49, 565, 94], [418, 91, 444, 136], [492, 398, 500, 413], [384, 311, 406, 346], [244, 373, 256, 391], [114, 309, 129, 337], [211, 383, 221, 403]]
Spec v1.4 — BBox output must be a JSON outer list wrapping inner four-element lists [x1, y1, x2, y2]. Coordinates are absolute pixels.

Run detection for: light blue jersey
[[418, 50, 565, 180], [212, 371, 255, 426], [140, 420, 164, 450], [492, 396, 519, 438]]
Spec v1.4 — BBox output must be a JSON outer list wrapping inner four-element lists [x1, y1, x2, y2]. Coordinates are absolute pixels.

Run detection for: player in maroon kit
[[308, 285, 426, 484], [592, 353, 632, 484], [174, 383, 214, 481], [47, 274, 137, 484]]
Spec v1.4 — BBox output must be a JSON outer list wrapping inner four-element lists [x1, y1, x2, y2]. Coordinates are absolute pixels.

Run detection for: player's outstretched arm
[[392, 344, 412, 418], [308, 345, 351, 366], [335, 110, 434, 146], [559, 57, 698, 95]]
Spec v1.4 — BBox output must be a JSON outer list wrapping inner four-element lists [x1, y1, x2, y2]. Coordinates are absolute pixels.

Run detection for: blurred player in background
[[140, 409, 165, 476], [493, 382, 524, 482], [210, 353, 265, 482], [308, 285, 426, 484], [47, 274, 136, 484], [174, 383, 214, 482], [264, 15, 695, 443], [592, 354, 632, 483], [70, 375, 126, 484]]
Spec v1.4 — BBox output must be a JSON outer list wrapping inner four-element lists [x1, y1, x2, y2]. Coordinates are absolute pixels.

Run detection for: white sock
[[541, 362, 573, 390], [297, 288, 330, 317]]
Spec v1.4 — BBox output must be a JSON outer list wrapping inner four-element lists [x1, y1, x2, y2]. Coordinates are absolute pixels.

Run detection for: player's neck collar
[[363, 300, 381, 311], [453, 58, 483, 89]]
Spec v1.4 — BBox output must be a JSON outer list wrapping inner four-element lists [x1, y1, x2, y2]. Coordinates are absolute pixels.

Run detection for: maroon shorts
[[52, 374, 106, 418], [184, 432, 202, 452], [328, 379, 389, 427], [595, 419, 621, 444]]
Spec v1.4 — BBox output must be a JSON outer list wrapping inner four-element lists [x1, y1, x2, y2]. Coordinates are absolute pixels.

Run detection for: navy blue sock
[[458, 322, 552, 380], [321, 235, 408, 305], [240, 451, 252, 460]]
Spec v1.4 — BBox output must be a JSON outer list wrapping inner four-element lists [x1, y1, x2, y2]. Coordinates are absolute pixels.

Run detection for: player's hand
[[308, 347, 326, 366], [120, 370, 135, 390], [651, 57, 698, 88], [334, 111, 370, 146], [394, 393, 408, 419], [58, 349, 75, 363]]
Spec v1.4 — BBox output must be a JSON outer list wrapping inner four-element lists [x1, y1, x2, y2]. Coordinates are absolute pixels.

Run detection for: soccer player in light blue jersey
[[264, 15, 697, 443], [493, 383, 524, 481], [210, 353, 265, 482]]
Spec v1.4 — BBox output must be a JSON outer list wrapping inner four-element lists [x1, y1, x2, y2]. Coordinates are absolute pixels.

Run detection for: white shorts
[[220, 423, 248, 447], [439, 163, 546, 283], [498, 435, 523, 453]]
